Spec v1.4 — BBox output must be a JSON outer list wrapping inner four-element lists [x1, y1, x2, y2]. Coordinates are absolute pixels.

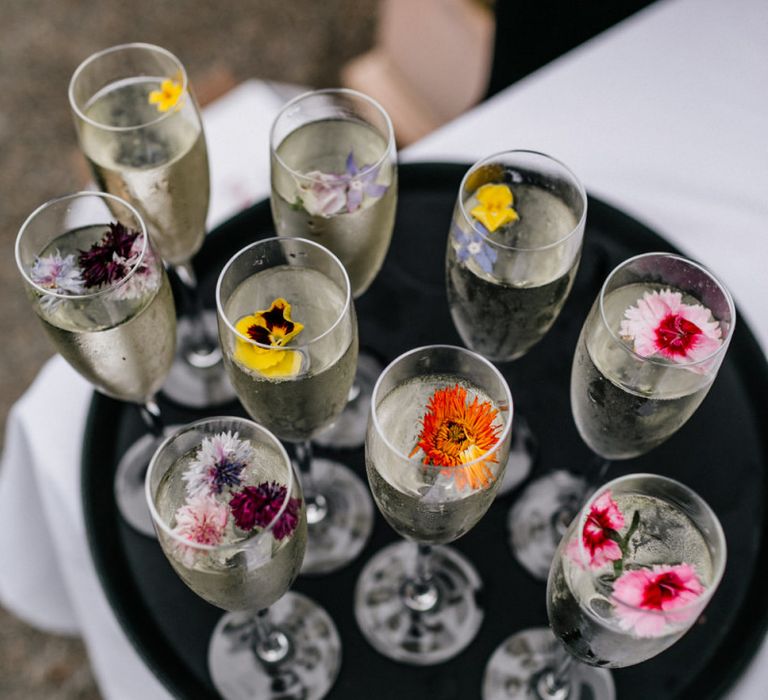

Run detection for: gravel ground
[[0, 1, 376, 696]]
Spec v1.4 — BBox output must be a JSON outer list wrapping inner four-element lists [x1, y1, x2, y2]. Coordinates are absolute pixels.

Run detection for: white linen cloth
[[1, 0, 766, 697]]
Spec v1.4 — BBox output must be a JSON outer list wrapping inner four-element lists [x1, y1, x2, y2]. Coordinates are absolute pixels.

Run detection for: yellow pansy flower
[[148, 78, 183, 113], [234, 298, 304, 378], [470, 183, 519, 233]]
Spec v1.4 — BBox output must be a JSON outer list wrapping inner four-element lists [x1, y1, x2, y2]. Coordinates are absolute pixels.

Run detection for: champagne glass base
[[354, 541, 483, 665], [208, 592, 341, 700], [114, 426, 182, 537], [313, 352, 382, 449], [161, 310, 237, 408], [497, 414, 537, 496], [300, 458, 374, 575], [483, 627, 615, 700], [508, 471, 587, 580]]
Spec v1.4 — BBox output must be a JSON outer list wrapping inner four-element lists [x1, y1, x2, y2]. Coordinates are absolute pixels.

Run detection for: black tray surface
[[82, 162, 768, 699]]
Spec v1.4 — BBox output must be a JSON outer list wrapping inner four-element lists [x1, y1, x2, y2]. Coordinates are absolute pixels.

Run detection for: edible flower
[[569, 491, 625, 569], [469, 183, 519, 233], [298, 150, 388, 216], [148, 78, 183, 113], [172, 494, 228, 565], [234, 298, 304, 378], [452, 221, 497, 274], [29, 251, 84, 300], [182, 431, 254, 498], [612, 563, 705, 637], [229, 481, 301, 540], [410, 384, 501, 491], [78, 222, 139, 288], [76, 222, 158, 300], [620, 288, 722, 369]]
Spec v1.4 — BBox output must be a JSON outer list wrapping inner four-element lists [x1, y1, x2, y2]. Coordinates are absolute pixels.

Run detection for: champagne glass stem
[[534, 649, 574, 700], [294, 440, 328, 525], [139, 397, 164, 437], [173, 260, 218, 361], [402, 543, 440, 612], [583, 455, 611, 492], [552, 455, 611, 536], [251, 608, 291, 665]]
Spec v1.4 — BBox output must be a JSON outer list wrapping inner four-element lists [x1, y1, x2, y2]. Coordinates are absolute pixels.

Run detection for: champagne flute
[[216, 236, 373, 574], [445, 150, 586, 501], [146, 416, 340, 700], [68, 42, 234, 408], [15, 191, 176, 534], [355, 345, 513, 664], [510, 252, 736, 578], [270, 87, 397, 448], [483, 473, 727, 699]]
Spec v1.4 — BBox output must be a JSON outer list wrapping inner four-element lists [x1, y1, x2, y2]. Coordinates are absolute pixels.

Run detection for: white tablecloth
[[1, 0, 766, 697]]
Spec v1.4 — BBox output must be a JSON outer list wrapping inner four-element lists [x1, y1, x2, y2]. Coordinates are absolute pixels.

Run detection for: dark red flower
[[229, 481, 301, 539], [78, 222, 141, 288]]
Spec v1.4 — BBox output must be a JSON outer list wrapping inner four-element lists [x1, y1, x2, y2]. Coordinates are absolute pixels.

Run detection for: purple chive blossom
[[229, 481, 301, 540], [182, 431, 255, 498], [299, 149, 389, 216], [30, 251, 84, 299], [78, 222, 140, 288], [452, 221, 497, 274]]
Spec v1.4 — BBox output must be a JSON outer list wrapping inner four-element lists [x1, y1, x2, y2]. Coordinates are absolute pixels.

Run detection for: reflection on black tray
[[82, 163, 768, 700]]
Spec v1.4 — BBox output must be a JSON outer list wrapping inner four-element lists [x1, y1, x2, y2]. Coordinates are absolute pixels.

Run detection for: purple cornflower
[[78, 222, 140, 288], [182, 431, 254, 498]]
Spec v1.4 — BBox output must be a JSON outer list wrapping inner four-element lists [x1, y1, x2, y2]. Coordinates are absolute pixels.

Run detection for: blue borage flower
[[182, 431, 256, 498], [452, 221, 497, 274]]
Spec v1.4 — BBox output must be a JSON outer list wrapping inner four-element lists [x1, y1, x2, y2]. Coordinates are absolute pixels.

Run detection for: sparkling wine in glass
[[270, 88, 398, 449], [15, 191, 176, 534], [510, 252, 735, 579], [355, 345, 513, 664], [146, 416, 340, 700], [69, 42, 234, 410], [445, 150, 586, 548], [483, 473, 726, 700], [216, 236, 373, 574]]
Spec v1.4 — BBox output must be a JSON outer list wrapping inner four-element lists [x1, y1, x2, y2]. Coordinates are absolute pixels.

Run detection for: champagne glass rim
[[598, 251, 737, 369], [456, 149, 587, 253], [15, 190, 151, 301], [269, 87, 395, 184], [145, 415, 296, 552], [369, 344, 514, 469], [68, 42, 189, 132], [575, 472, 727, 615], [215, 236, 353, 350]]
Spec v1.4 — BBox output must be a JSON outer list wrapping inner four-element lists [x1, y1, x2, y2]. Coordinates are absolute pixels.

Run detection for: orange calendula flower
[[234, 298, 304, 378], [470, 183, 519, 232], [149, 78, 183, 112], [410, 384, 501, 491]]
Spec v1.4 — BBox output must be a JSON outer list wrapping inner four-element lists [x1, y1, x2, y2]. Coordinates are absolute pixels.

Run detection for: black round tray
[[82, 162, 768, 699]]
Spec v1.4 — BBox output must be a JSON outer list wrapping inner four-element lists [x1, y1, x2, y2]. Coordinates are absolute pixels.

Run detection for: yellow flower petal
[[470, 183, 519, 233], [148, 79, 183, 113], [232, 299, 305, 378], [477, 183, 514, 208]]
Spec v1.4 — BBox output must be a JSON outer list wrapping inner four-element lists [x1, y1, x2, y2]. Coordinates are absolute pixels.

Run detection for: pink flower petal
[[568, 490, 626, 569], [612, 563, 705, 637], [620, 288, 722, 370]]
